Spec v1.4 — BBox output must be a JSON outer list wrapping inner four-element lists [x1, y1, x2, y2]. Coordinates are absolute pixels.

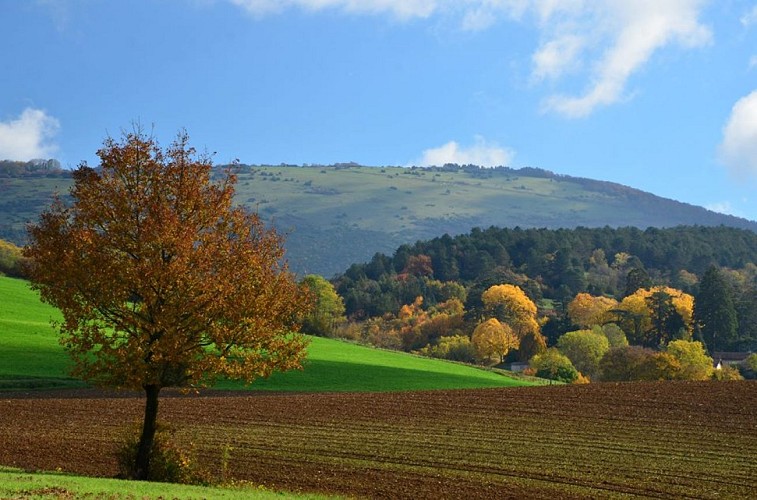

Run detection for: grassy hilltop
[[2, 164, 756, 277]]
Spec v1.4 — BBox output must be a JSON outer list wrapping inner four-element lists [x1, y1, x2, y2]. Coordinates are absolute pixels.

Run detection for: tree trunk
[[134, 384, 161, 480]]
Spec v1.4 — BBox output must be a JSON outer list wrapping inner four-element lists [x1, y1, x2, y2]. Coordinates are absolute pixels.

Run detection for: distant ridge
[[1, 163, 755, 277]]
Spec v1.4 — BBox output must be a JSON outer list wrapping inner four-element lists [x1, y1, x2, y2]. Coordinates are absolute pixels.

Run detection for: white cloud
[[227, 1, 711, 117], [228, 0, 438, 20], [0, 108, 60, 161], [535, 1, 712, 117], [741, 5, 757, 27], [415, 136, 515, 167], [719, 90, 757, 179], [227, 0, 531, 25], [532, 34, 586, 81], [750, 55, 757, 69]]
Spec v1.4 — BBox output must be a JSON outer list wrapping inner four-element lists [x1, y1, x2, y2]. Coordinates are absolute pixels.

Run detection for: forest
[[321, 225, 757, 381]]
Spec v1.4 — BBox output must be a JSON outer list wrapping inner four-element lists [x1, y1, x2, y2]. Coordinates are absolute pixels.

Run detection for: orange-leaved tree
[[24, 130, 311, 480]]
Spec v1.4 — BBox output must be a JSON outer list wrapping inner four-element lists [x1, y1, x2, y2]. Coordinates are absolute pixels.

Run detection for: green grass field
[[0, 276, 80, 389], [0, 467, 330, 499], [0, 276, 535, 391]]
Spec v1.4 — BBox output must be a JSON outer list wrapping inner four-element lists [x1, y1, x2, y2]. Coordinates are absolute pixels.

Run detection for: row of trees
[[529, 340, 737, 384], [333, 226, 757, 352], [306, 270, 752, 382], [0, 159, 62, 177], [300, 245, 755, 381]]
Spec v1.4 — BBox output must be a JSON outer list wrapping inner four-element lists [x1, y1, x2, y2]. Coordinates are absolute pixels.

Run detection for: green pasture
[[215, 335, 530, 391], [0, 276, 535, 391], [0, 467, 329, 499], [0, 276, 79, 389]]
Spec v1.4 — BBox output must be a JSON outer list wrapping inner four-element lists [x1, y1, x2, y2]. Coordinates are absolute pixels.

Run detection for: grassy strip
[[1, 276, 538, 392], [0, 467, 331, 499], [215, 336, 538, 392]]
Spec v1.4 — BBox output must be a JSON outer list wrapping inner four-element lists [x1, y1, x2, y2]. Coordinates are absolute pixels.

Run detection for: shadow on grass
[[215, 358, 527, 392], [0, 375, 86, 391]]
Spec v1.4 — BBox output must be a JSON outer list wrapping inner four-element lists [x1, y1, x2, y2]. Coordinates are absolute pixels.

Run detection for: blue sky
[[2, 0, 757, 221]]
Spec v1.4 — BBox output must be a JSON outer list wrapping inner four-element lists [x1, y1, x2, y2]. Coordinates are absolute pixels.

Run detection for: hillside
[[2, 164, 755, 277]]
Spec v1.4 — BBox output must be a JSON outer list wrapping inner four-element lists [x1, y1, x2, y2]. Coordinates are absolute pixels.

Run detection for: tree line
[[328, 225, 757, 355], [0, 159, 63, 177]]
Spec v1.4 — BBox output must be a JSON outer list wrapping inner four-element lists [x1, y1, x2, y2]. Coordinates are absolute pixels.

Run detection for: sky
[[2, 0, 757, 222]]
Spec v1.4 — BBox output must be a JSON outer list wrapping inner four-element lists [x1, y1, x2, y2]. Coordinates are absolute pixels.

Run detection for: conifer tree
[[694, 266, 738, 353]]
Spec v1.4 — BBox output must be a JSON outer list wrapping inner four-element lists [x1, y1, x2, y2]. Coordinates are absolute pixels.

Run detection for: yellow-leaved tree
[[613, 286, 694, 347], [24, 130, 312, 480], [567, 292, 618, 328], [471, 318, 519, 363], [481, 284, 546, 360]]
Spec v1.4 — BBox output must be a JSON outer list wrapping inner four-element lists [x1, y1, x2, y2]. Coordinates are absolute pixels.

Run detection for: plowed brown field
[[1, 381, 756, 499]]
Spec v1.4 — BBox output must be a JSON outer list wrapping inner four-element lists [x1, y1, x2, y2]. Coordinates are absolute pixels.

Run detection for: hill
[[2, 164, 755, 277], [0, 276, 533, 391]]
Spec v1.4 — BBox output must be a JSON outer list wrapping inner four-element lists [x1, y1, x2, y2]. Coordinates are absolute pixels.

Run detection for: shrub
[[599, 346, 681, 382], [712, 365, 744, 381], [574, 372, 591, 384], [665, 340, 713, 381], [556, 329, 609, 379], [738, 353, 757, 380], [0, 239, 26, 278], [333, 322, 362, 342], [601, 324, 628, 349], [416, 335, 477, 363], [637, 351, 682, 381], [530, 348, 580, 383], [117, 423, 208, 485]]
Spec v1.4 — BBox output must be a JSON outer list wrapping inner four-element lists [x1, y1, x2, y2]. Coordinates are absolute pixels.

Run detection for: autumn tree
[[481, 284, 544, 360], [416, 334, 476, 363], [397, 296, 430, 350], [24, 130, 311, 481], [0, 239, 26, 278], [418, 298, 466, 344], [598, 346, 681, 381], [400, 254, 433, 278], [300, 274, 346, 337], [612, 286, 694, 347], [665, 340, 714, 381], [517, 329, 548, 361], [471, 318, 519, 364], [567, 293, 618, 328]]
